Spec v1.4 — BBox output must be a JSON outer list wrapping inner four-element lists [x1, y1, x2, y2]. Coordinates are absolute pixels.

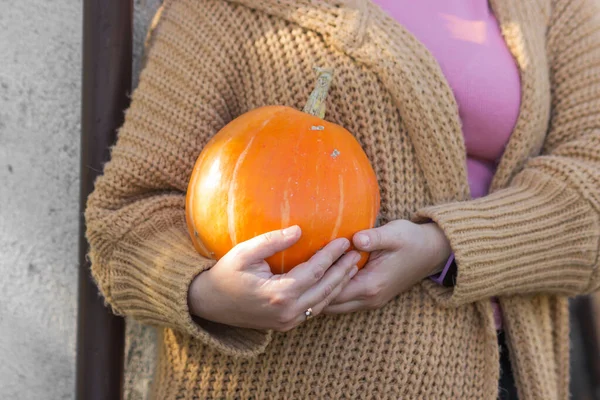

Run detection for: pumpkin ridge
[[227, 136, 256, 246], [329, 174, 345, 241]]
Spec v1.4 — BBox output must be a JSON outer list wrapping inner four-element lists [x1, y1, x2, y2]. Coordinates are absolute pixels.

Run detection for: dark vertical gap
[[77, 1, 133, 399], [570, 297, 600, 400]]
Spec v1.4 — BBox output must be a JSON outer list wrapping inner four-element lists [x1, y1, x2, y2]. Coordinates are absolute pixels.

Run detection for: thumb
[[353, 222, 403, 251], [233, 225, 301, 264]]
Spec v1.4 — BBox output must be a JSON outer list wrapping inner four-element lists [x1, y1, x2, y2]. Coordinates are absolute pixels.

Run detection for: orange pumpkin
[[185, 68, 380, 274]]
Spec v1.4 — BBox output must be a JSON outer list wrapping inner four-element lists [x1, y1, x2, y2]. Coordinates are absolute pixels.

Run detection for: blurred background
[[0, 1, 598, 399]]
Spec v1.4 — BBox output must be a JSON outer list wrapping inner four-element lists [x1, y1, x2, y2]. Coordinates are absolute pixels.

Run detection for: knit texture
[[85, 0, 600, 398]]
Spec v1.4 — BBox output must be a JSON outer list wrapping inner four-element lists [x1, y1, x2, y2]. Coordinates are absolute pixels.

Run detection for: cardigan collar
[[227, 0, 551, 203], [227, 0, 371, 49]]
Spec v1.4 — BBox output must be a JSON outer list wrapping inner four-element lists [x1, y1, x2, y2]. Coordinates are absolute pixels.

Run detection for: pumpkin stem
[[303, 67, 334, 118]]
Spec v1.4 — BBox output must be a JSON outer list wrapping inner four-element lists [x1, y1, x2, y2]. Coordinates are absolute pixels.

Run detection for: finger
[[325, 276, 367, 305], [287, 262, 358, 328], [311, 266, 357, 314], [322, 300, 366, 315], [297, 251, 360, 309], [233, 225, 301, 263], [285, 237, 351, 292], [353, 222, 403, 252]]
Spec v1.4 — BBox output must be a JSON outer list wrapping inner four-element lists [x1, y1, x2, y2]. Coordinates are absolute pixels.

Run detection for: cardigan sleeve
[[413, 0, 600, 306], [84, 0, 271, 357]]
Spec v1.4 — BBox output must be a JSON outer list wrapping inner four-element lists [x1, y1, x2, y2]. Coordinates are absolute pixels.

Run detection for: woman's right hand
[[188, 226, 360, 332]]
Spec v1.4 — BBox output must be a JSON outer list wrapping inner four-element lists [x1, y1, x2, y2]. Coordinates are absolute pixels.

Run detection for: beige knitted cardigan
[[85, 0, 600, 398]]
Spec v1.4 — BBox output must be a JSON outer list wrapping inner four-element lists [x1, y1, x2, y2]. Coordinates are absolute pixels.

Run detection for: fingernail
[[349, 266, 359, 278], [352, 252, 361, 264], [355, 233, 369, 247], [342, 238, 351, 250], [282, 226, 299, 238]]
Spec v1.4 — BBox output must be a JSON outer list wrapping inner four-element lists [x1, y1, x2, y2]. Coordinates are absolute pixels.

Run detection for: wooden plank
[[572, 295, 600, 400], [76, 1, 133, 399]]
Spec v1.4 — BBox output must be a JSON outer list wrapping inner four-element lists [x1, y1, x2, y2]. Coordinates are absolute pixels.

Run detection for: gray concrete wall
[[0, 1, 159, 399]]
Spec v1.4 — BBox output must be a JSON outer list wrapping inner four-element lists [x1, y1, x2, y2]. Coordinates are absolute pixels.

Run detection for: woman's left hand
[[323, 220, 452, 315]]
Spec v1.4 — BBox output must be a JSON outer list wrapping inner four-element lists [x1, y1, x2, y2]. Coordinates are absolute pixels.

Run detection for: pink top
[[373, 0, 522, 329]]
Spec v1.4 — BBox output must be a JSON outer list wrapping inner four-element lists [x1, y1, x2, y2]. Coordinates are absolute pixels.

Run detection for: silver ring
[[304, 307, 314, 321]]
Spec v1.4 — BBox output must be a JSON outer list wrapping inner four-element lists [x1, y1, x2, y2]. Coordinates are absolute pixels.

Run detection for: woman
[[85, 0, 600, 398]]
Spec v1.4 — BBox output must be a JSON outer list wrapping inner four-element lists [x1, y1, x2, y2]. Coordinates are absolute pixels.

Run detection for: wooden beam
[[574, 295, 600, 397], [76, 1, 133, 399]]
